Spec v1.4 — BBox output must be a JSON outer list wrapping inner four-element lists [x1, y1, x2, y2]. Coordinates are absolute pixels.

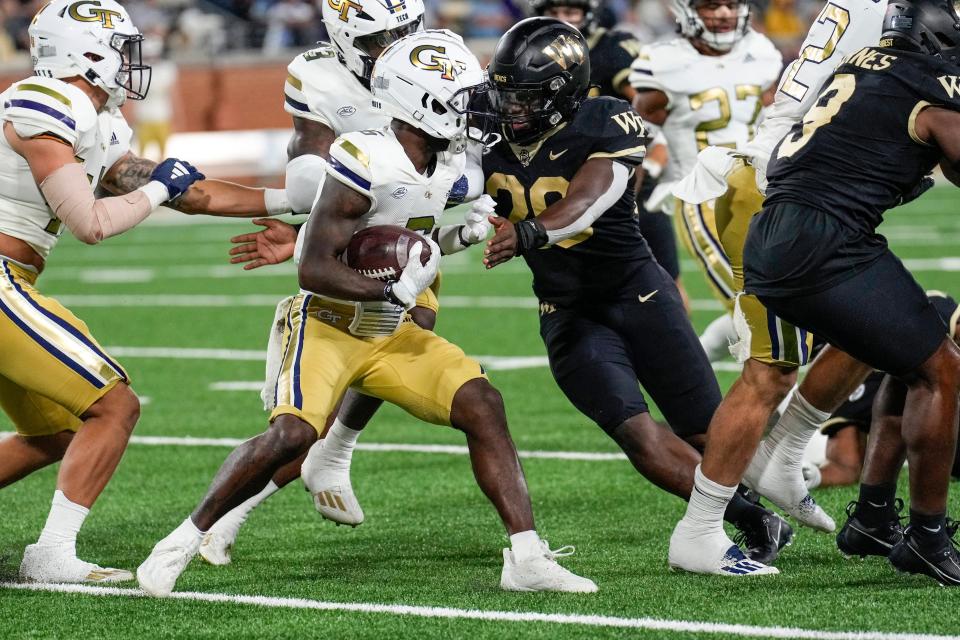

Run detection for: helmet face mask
[[29, 0, 152, 107], [481, 17, 590, 145], [321, 0, 426, 84], [669, 0, 750, 53]]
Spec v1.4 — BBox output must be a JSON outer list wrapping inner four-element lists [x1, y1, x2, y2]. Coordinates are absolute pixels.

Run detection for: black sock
[[910, 510, 947, 549], [856, 482, 897, 525], [724, 492, 765, 529]]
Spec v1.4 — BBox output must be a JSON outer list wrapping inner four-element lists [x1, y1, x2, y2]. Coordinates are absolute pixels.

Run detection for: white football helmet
[[669, 0, 750, 52], [321, 0, 426, 82], [370, 30, 484, 154], [29, 0, 151, 108]]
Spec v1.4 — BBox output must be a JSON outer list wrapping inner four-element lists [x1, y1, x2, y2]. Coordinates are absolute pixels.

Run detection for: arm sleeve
[[545, 161, 630, 245]]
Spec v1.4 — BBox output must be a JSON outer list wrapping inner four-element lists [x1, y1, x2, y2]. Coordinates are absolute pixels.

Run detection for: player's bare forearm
[[298, 179, 385, 301], [287, 117, 337, 160], [99, 152, 156, 195], [172, 179, 268, 217], [632, 89, 668, 126], [535, 158, 615, 231]]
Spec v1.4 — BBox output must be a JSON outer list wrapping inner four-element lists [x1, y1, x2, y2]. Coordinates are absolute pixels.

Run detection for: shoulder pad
[[326, 130, 377, 196], [629, 41, 689, 91], [284, 43, 345, 126], [3, 77, 95, 146], [575, 98, 647, 166]]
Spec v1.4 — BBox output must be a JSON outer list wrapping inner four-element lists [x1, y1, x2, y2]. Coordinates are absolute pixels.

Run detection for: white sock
[[320, 419, 361, 470], [210, 481, 280, 538], [170, 517, 206, 544], [699, 313, 737, 363], [683, 465, 736, 534], [765, 390, 831, 459], [509, 530, 542, 562], [35, 490, 88, 552]]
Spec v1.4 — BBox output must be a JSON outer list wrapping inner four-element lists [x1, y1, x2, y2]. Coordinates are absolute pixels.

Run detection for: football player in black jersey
[[742, 0, 960, 585], [479, 17, 789, 571], [529, 0, 682, 308]]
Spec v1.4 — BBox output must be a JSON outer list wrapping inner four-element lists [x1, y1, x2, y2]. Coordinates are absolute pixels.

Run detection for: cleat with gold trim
[[19, 543, 133, 583], [301, 439, 364, 527]]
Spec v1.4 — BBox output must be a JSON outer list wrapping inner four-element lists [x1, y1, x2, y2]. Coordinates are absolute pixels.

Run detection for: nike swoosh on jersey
[[638, 290, 658, 303], [548, 149, 568, 160]]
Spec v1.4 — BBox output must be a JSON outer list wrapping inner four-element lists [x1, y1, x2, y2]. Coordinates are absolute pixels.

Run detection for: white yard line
[[0, 582, 953, 640]]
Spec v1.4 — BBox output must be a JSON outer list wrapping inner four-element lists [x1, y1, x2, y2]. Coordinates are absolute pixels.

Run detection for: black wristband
[[383, 281, 404, 306], [514, 219, 548, 255]]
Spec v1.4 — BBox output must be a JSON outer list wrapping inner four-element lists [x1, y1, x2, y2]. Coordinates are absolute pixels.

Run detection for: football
[[343, 225, 432, 281]]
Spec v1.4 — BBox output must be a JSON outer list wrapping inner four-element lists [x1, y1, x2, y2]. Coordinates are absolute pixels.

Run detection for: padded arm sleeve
[[39, 163, 165, 245], [285, 153, 327, 213], [545, 162, 629, 245]]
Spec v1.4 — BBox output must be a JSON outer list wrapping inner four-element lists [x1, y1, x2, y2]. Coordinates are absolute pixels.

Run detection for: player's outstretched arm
[[285, 117, 338, 213], [913, 107, 960, 187], [229, 219, 299, 270], [484, 158, 629, 269], [3, 122, 200, 245], [100, 152, 289, 217]]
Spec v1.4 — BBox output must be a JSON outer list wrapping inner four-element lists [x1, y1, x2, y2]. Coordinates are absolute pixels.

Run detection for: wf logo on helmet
[[410, 45, 466, 81], [327, 0, 364, 22], [542, 34, 584, 70], [67, 0, 123, 29]]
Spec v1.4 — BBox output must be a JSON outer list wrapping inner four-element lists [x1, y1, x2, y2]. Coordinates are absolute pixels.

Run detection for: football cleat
[[301, 439, 364, 527], [137, 530, 201, 597], [836, 499, 904, 559], [669, 519, 779, 576], [198, 530, 235, 566], [888, 523, 960, 586], [734, 508, 794, 565], [743, 442, 835, 532], [500, 541, 597, 593], [19, 544, 133, 583]]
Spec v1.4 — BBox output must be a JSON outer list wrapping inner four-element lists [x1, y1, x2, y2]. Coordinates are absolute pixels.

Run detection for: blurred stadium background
[[0, 0, 827, 185]]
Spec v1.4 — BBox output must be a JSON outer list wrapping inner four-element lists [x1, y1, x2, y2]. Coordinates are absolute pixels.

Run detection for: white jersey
[[325, 127, 465, 235], [283, 43, 388, 136], [0, 76, 132, 259], [630, 31, 782, 210], [745, 0, 886, 183]]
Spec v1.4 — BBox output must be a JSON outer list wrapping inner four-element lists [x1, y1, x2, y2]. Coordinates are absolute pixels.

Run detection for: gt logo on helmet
[[542, 33, 585, 70], [67, 0, 123, 29], [327, 0, 363, 22], [410, 45, 466, 81]]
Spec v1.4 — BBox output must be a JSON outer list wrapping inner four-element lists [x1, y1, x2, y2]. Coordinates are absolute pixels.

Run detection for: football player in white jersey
[[629, 0, 782, 362], [196, 0, 461, 565], [667, 0, 889, 575], [137, 30, 595, 597], [0, 0, 289, 584]]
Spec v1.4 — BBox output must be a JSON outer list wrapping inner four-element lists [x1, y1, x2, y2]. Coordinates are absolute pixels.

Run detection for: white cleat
[[198, 530, 234, 566], [744, 439, 835, 532], [500, 541, 598, 593], [301, 439, 364, 527], [668, 519, 779, 576], [19, 543, 133, 583], [137, 531, 201, 597]]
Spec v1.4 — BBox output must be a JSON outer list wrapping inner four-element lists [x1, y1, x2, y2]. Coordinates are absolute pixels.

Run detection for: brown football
[[344, 225, 431, 282]]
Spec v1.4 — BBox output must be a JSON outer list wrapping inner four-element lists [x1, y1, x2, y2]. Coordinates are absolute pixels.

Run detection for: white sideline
[[0, 583, 954, 640]]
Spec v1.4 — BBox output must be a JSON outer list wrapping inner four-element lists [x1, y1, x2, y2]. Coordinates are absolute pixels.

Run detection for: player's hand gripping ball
[[344, 225, 440, 308]]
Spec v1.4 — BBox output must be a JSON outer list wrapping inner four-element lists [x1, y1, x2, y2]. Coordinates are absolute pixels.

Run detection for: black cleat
[[888, 522, 960, 586], [734, 508, 794, 565], [836, 499, 904, 559]]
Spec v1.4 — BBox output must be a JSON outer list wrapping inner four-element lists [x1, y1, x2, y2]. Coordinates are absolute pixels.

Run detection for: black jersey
[[766, 47, 960, 235], [483, 97, 650, 305], [586, 28, 642, 99]]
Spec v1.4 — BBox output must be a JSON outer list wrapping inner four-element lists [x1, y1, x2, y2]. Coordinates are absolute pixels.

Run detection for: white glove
[[461, 194, 495, 244], [390, 237, 440, 309]]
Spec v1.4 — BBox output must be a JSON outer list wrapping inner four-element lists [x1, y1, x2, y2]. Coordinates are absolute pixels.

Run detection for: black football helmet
[[481, 17, 591, 145], [529, 0, 600, 37], [881, 0, 960, 63]]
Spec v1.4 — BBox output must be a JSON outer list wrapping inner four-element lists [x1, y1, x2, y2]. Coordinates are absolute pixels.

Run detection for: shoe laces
[[539, 541, 575, 560], [846, 497, 905, 527]]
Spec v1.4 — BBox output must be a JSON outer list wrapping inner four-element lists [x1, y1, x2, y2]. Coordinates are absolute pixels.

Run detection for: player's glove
[[460, 195, 495, 245], [150, 158, 205, 202], [898, 174, 935, 206], [384, 237, 441, 309]]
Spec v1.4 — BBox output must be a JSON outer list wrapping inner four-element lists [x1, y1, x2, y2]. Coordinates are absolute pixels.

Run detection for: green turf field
[[1, 189, 959, 639]]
